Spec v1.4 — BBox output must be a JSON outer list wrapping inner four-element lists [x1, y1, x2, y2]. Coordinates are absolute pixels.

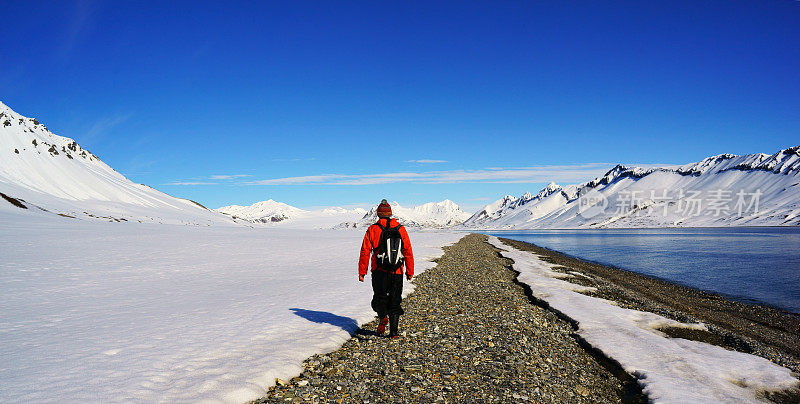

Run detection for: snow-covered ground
[[0, 213, 461, 403], [488, 237, 799, 403]]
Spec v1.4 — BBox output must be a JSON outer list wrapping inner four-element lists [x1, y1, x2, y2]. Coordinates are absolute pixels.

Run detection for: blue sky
[[2, 1, 798, 212]]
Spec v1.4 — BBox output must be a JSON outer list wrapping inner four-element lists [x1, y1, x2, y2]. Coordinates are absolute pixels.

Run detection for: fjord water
[[489, 228, 800, 314]]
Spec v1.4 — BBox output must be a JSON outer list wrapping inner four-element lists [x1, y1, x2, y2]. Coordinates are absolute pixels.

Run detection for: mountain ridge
[[337, 199, 471, 229], [217, 198, 471, 229], [464, 146, 800, 229]]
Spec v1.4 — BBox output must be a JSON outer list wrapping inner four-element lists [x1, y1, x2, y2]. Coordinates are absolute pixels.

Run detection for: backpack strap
[[372, 221, 385, 253]]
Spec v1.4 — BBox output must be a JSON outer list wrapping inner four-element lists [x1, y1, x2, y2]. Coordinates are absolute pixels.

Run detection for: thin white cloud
[[162, 182, 216, 186], [59, 0, 99, 61], [272, 157, 317, 162], [623, 162, 681, 170], [245, 163, 613, 186], [301, 203, 372, 211], [209, 174, 252, 180], [80, 112, 133, 145], [407, 159, 448, 164], [166, 174, 251, 184]]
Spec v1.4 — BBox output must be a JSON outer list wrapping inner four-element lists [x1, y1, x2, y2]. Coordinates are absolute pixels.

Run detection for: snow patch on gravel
[[489, 236, 799, 403]]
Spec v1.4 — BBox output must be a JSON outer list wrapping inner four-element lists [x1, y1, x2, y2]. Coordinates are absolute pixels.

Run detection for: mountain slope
[[0, 101, 237, 225], [464, 147, 800, 229]]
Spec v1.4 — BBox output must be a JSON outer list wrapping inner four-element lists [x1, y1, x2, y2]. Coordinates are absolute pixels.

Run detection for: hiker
[[358, 199, 414, 338]]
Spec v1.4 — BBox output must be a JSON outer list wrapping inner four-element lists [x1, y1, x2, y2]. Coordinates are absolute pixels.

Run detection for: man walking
[[358, 199, 414, 338]]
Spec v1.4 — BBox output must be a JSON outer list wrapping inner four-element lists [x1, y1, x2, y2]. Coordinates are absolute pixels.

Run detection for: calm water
[[488, 228, 800, 314]]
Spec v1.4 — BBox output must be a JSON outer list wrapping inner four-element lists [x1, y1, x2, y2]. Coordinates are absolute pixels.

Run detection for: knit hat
[[376, 199, 392, 218]]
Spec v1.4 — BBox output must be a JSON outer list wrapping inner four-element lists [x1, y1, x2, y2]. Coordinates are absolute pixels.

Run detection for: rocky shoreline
[[253, 234, 640, 403], [496, 237, 800, 377]]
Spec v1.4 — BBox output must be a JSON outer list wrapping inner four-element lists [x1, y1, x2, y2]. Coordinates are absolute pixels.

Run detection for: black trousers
[[371, 270, 404, 318]]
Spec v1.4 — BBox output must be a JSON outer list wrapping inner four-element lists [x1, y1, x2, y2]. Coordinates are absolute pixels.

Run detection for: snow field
[[488, 237, 799, 403], [0, 215, 461, 403]]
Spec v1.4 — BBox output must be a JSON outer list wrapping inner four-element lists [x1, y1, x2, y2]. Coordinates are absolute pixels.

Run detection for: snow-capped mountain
[[0, 101, 238, 225], [339, 200, 472, 228], [464, 146, 800, 229], [216, 199, 308, 223], [215, 199, 368, 228], [217, 198, 470, 229]]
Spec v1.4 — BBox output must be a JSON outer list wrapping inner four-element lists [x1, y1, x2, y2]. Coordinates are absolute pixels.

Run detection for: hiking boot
[[388, 315, 400, 338], [376, 317, 388, 336]]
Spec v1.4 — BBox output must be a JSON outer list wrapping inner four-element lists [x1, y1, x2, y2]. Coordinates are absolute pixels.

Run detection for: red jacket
[[358, 218, 414, 277]]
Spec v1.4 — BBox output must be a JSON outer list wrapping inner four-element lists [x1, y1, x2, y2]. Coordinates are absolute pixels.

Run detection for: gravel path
[[252, 234, 638, 403]]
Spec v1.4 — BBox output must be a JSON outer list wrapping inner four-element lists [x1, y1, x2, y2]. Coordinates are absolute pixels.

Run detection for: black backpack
[[375, 219, 404, 271]]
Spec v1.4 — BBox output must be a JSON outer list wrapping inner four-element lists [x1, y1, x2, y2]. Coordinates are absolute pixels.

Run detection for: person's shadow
[[289, 308, 373, 336]]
